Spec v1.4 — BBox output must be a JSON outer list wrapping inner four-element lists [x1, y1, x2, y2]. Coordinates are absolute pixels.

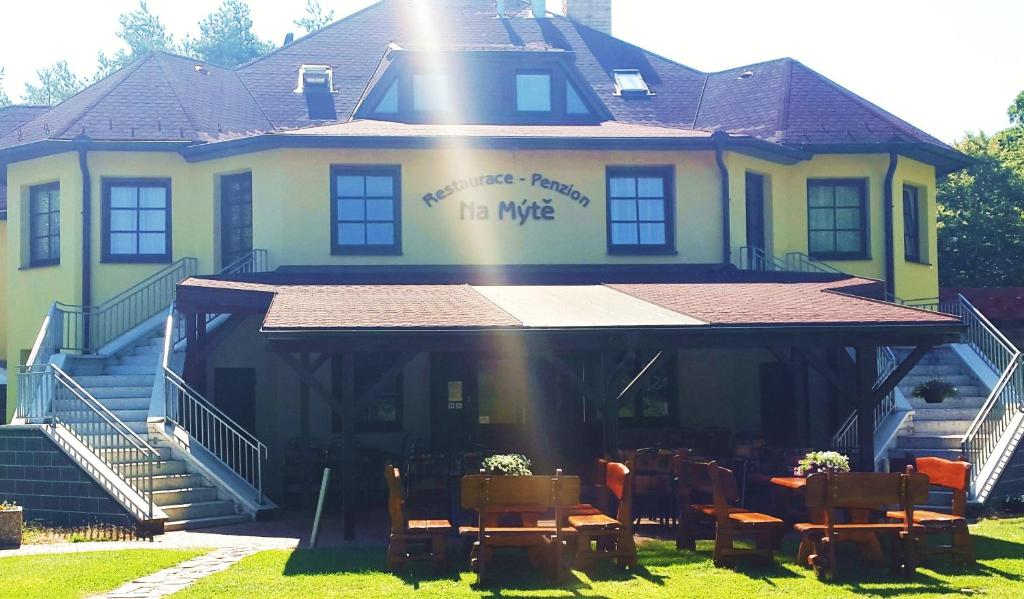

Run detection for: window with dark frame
[[903, 184, 923, 263], [606, 167, 674, 254], [807, 179, 868, 260], [516, 71, 552, 112], [332, 352, 403, 433], [102, 179, 171, 263], [331, 166, 401, 255], [220, 173, 253, 268], [28, 183, 60, 266]]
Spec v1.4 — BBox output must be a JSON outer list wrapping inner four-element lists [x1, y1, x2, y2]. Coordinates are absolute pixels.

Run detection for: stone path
[[100, 546, 257, 599]]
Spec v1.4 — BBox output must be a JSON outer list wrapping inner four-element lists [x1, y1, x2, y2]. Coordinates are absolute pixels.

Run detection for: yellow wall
[[0, 221, 7, 364], [3, 146, 942, 420], [726, 152, 939, 299]]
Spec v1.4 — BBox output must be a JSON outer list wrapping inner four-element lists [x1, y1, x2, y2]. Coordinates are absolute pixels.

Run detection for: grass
[[168, 517, 1024, 599], [0, 549, 206, 599]]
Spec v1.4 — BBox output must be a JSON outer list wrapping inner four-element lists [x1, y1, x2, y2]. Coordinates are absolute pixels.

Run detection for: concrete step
[[901, 384, 986, 398], [54, 397, 149, 412], [116, 353, 160, 366], [152, 487, 219, 507], [908, 420, 971, 436], [144, 473, 207, 491], [902, 374, 977, 387], [161, 500, 237, 522], [163, 513, 250, 532], [65, 361, 107, 376], [909, 364, 964, 376], [888, 447, 964, 461], [87, 386, 154, 400], [104, 364, 158, 376], [79, 432, 161, 448], [65, 420, 150, 436], [145, 336, 167, 347], [77, 374, 154, 388], [119, 460, 187, 477], [907, 396, 987, 410], [58, 408, 149, 425], [910, 408, 981, 422], [897, 435, 963, 450], [98, 446, 173, 463]]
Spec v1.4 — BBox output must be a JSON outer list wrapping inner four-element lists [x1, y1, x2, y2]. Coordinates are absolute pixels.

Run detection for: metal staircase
[[16, 251, 271, 531]]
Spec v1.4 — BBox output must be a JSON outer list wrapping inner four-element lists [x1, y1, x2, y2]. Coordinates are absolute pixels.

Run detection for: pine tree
[[183, 0, 275, 67]]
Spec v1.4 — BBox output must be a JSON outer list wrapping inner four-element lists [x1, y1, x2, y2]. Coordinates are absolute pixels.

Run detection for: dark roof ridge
[[54, 54, 154, 139], [151, 53, 201, 141], [237, 0, 391, 72], [691, 73, 710, 130], [560, 14, 706, 77], [788, 59, 947, 148], [777, 57, 794, 134], [706, 56, 793, 75]]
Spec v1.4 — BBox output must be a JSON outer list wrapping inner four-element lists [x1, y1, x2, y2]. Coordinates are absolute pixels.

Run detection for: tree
[[95, 0, 176, 80], [0, 67, 10, 106], [22, 61, 87, 106], [937, 130, 1024, 287], [184, 0, 275, 67], [1009, 90, 1024, 128], [295, 0, 335, 33]]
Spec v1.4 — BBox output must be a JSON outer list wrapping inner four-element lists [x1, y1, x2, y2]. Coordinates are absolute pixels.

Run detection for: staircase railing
[[15, 304, 63, 420], [55, 257, 198, 354], [172, 249, 268, 346], [832, 347, 900, 460], [24, 364, 157, 521], [954, 294, 1024, 499], [735, 247, 843, 275], [162, 307, 267, 503]]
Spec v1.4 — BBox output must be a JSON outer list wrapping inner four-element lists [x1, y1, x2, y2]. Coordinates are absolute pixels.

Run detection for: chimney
[[531, 0, 547, 18], [496, 0, 507, 17], [562, 0, 612, 35]]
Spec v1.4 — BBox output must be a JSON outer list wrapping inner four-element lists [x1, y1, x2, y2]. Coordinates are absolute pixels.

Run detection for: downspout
[[883, 150, 898, 299], [78, 145, 92, 346], [713, 131, 731, 264]]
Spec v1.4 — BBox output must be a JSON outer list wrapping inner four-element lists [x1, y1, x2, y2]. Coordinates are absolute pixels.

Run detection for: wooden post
[[596, 352, 616, 459], [340, 352, 357, 541], [855, 346, 879, 472], [196, 312, 209, 395]]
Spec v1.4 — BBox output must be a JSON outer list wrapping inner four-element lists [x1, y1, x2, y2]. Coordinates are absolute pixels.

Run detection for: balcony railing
[[735, 247, 843, 275]]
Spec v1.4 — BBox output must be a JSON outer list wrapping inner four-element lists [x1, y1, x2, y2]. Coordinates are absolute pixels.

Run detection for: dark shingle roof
[[0, 0, 962, 166], [0, 105, 50, 137]]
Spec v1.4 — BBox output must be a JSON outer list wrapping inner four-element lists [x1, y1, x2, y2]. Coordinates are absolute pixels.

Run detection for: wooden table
[[770, 476, 886, 566]]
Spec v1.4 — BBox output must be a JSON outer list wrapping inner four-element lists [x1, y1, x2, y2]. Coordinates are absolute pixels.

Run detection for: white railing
[[23, 364, 157, 521], [832, 347, 900, 461], [16, 304, 63, 420], [162, 307, 268, 503]]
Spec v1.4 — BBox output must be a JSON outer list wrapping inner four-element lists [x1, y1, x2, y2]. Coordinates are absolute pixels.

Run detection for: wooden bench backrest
[[460, 474, 582, 510], [384, 464, 407, 533], [606, 461, 635, 528], [804, 472, 931, 512]]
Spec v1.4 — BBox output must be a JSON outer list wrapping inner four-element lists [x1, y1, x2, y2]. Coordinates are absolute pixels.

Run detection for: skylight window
[[413, 73, 449, 112], [566, 81, 589, 115], [375, 81, 399, 114], [297, 65, 333, 93], [613, 69, 651, 96], [516, 72, 552, 112]]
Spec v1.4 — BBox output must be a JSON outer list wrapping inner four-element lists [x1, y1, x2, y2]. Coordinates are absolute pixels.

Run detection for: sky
[[0, 0, 1022, 143]]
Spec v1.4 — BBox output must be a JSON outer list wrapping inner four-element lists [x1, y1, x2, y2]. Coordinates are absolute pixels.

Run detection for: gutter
[[78, 145, 92, 341], [884, 150, 898, 299], [713, 131, 731, 264]]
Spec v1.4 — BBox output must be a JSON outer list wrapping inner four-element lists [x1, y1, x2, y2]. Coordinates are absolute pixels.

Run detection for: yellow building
[[2, 0, 995, 534]]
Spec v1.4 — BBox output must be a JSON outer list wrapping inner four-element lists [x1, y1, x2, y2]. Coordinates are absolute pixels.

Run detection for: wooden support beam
[[272, 350, 344, 416], [339, 352, 356, 541], [358, 352, 417, 405], [855, 346, 879, 471], [538, 351, 590, 398]]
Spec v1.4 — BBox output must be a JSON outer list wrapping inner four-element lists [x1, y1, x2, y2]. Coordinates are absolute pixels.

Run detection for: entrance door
[[213, 368, 257, 432], [759, 363, 796, 446], [745, 173, 767, 255], [220, 173, 253, 268]]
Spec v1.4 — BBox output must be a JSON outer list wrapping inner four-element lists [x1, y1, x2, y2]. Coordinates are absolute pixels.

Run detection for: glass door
[[220, 172, 253, 268]]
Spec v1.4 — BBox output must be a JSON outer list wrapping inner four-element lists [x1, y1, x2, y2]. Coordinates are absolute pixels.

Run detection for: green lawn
[[169, 518, 1024, 599], [0, 549, 205, 599]]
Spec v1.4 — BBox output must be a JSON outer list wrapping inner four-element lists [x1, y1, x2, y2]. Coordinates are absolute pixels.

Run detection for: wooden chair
[[796, 471, 929, 580], [675, 457, 750, 550], [886, 458, 975, 565], [459, 471, 580, 585], [385, 464, 451, 570], [632, 447, 676, 526], [706, 461, 784, 566], [570, 461, 638, 569]]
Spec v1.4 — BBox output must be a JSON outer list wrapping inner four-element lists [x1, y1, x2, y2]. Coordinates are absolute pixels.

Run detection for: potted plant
[[795, 451, 851, 476], [0, 500, 23, 549], [482, 454, 533, 476], [912, 380, 958, 404]]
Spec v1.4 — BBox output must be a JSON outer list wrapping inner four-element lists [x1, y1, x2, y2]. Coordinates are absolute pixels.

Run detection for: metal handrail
[[734, 247, 844, 275], [221, 249, 268, 275], [54, 257, 199, 353], [16, 304, 62, 421], [162, 307, 268, 503], [23, 364, 157, 521]]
